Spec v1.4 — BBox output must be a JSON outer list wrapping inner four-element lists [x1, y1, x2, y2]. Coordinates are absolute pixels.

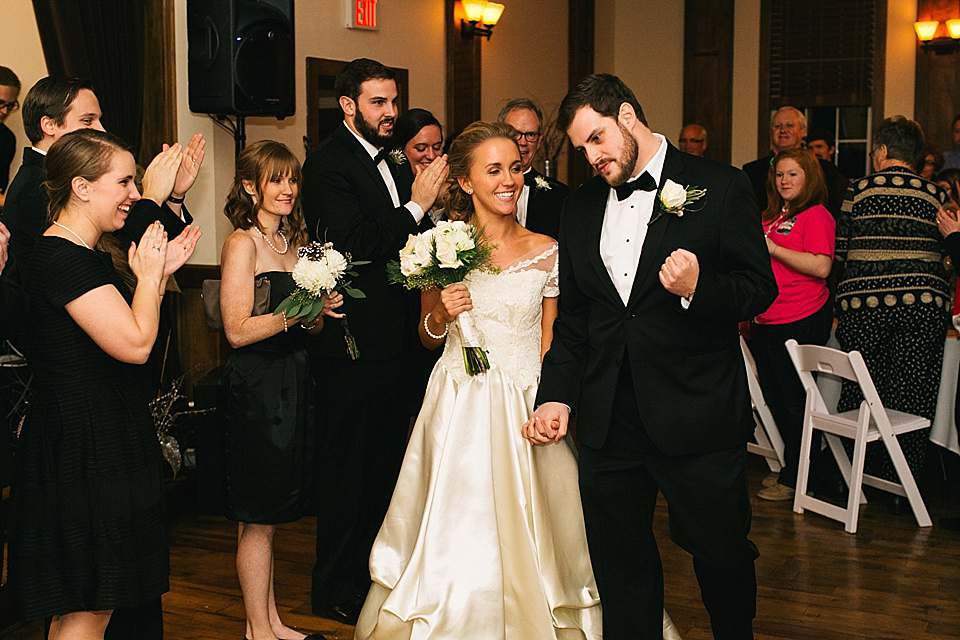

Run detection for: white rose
[[448, 228, 474, 251], [659, 179, 688, 210], [434, 235, 462, 269], [399, 233, 432, 276]]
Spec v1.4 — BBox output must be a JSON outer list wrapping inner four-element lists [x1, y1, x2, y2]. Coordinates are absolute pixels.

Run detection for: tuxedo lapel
[[336, 125, 394, 208], [628, 144, 685, 306], [584, 180, 624, 306]]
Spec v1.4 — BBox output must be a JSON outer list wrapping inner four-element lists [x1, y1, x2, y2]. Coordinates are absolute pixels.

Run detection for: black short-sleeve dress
[[9, 236, 169, 620]]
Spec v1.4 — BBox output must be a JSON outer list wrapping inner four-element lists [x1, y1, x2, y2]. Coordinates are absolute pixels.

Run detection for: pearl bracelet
[[423, 312, 448, 340]]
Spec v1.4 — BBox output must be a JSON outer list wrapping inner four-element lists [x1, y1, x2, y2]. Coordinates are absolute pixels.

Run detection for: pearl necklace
[[257, 228, 289, 254], [53, 220, 92, 249]]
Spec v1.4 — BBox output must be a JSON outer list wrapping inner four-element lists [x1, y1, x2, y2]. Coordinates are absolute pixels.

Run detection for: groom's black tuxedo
[[538, 145, 776, 453], [537, 143, 776, 640], [523, 168, 569, 240], [302, 123, 430, 615]]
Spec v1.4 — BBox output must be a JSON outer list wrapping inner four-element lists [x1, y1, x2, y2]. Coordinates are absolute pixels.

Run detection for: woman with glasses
[[0, 66, 21, 209]]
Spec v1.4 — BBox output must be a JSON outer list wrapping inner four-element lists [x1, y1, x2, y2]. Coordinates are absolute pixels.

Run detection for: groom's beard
[[355, 106, 395, 148], [598, 122, 640, 187]]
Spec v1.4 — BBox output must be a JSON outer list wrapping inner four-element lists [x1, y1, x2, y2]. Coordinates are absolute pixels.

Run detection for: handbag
[[201, 276, 271, 331]]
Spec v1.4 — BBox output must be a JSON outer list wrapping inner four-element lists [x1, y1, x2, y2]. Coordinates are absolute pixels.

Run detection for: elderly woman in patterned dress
[[834, 116, 950, 501]]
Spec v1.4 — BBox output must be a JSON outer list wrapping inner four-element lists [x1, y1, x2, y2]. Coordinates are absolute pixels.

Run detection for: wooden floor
[[3, 453, 960, 640]]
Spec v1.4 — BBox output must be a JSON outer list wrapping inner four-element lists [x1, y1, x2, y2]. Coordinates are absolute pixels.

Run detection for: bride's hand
[[435, 282, 472, 323]]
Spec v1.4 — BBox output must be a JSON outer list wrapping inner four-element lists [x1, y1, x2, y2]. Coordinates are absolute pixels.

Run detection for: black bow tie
[[373, 148, 390, 165], [614, 172, 657, 201], [524, 171, 537, 187]]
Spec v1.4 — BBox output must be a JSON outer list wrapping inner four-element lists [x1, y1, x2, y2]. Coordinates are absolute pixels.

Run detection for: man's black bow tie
[[374, 148, 390, 165], [614, 171, 657, 201]]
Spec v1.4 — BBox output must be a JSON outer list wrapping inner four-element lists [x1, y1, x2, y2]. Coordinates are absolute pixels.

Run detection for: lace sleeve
[[544, 243, 559, 298]]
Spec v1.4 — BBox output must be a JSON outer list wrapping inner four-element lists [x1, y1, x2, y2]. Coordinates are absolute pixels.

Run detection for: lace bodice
[[439, 242, 559, 389]]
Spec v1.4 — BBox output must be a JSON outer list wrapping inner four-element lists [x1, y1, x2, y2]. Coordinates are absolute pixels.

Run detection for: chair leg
[[881, 432, 933, 528], [844, 429, 869, 534], [793, 415, 815, 515]]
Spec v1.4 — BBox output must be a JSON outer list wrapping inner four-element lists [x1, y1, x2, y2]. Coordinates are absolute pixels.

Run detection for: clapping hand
[[128, 222, 167, 287], [659, 248, 699, 298], [937, 205, 960, 237], [171, 133, 206, 201], [141, 144, 183, 205], [411, 155, 449, 213], [0, 222, 9, 275], [163, 225, 202, 278]]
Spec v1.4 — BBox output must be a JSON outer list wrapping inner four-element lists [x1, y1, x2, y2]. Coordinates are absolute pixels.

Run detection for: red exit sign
[[346, 0, 378, 30]]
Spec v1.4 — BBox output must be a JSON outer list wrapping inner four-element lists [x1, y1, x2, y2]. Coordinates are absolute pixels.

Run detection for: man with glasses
[[0, 66, 21, 210], [678, 123, 707, 157], [498, 98, 569, 240]]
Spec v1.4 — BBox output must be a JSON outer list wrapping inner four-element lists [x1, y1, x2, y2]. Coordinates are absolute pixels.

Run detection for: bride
[[355, 121, 680, 640]]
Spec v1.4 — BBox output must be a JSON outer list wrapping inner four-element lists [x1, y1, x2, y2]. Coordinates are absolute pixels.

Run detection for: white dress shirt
[[600, 134, 668, 305], [345, 123, 425, 223]]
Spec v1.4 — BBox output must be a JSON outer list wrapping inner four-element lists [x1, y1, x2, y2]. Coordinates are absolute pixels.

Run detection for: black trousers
[[310, 356, 409, 611], [750, 302, 833, 488], [577, 362, 758, 640]]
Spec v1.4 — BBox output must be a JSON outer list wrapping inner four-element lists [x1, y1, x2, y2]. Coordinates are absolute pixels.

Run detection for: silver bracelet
[[423, 311, 448, 340]]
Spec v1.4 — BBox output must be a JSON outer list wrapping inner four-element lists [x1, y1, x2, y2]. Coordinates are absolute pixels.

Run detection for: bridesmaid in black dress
[[8, 129, 200, 637], [218, 141, 341, 640]]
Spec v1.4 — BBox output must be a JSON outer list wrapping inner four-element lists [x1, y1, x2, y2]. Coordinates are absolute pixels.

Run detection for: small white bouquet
[[274, 241, 369, 359], [387, 220, 498, 375]]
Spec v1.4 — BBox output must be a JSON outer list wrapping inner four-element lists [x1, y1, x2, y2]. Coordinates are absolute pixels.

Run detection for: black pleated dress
[[9, 236, 169, 620], [219, 271, 315, 524]]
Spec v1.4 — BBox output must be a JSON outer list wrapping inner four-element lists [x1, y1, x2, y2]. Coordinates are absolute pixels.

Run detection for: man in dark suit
[[498, 98, 568, 239], [301, 58, 447, 625], [2, 76, 200, 290], [742, 106, 843, 216], [527, 74, 777, 640]]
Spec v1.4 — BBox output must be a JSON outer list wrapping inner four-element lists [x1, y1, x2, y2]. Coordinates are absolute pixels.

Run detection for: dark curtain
[[32, 0, 145, 158]]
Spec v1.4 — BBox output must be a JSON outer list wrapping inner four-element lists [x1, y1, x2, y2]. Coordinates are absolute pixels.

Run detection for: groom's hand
[[523, 402, 569, 446], [659, 248, 699, 299]]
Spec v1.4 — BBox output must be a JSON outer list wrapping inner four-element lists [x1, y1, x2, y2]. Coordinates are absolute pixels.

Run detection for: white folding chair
[[785, 339, 932, 533], [740, 337, 786, 472]]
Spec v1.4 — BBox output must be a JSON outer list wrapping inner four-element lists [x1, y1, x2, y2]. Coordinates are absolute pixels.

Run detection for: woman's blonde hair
[[442, 121, 519, 222], [223, 140, 308, 247]]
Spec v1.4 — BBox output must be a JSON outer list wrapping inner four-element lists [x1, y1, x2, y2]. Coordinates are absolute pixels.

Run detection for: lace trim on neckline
[[503, 243, 558, 273]]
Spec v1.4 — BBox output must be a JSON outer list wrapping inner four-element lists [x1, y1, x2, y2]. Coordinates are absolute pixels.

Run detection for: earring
[[466, 189, 473, 194]]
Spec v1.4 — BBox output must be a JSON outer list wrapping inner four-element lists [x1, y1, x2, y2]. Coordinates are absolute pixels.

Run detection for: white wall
[[731, 0, 761, 168], [885, 0, 918, 119], [0, 0, 48, 187], [595, 0, 686, 147]]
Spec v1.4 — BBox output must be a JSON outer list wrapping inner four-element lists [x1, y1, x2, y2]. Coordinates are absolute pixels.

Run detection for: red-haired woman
[[752, 148, 836, 501]]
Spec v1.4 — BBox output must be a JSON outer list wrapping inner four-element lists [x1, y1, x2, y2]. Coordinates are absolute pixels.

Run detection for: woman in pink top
[[752, 148, 836, 501]]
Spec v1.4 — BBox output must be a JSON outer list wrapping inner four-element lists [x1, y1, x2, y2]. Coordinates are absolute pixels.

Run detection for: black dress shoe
[[316, 595, 363, 626]]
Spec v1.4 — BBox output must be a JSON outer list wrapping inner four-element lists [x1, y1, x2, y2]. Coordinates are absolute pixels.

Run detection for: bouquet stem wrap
[[341, 317, 360, 360], [454, 310, 489, 376]]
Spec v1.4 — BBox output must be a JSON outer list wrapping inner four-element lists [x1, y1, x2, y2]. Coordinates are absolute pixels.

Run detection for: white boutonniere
[[534, 175, 552, 191], [388, 149, 407, 165], [657, 179, 706, 217]]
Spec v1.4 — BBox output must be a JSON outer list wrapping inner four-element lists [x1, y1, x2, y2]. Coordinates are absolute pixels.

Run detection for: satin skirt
[[355, 364, 603, 639]]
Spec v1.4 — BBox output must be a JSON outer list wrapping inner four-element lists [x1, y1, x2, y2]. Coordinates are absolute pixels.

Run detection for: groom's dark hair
[[335, 58, 396, 104], [557, 73, 647, 132]]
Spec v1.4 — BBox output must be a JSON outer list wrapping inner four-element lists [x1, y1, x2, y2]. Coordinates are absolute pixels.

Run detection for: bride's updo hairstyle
[[443, 121, 519, 222], [224, 140, 308, 247], [45, 129, 131, 223]]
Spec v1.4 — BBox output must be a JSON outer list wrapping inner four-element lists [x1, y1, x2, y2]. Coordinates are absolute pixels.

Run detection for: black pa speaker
[[187, 0, 295, 118]]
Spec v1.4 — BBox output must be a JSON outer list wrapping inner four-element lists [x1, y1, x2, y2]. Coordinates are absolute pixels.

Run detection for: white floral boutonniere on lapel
[[388, 149, 407, 166], [534, 175, 552, 191], [649, 179, 707, 226]]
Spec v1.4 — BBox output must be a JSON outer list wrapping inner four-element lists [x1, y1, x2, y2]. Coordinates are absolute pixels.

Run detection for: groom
[[527, 74, 777, 639]]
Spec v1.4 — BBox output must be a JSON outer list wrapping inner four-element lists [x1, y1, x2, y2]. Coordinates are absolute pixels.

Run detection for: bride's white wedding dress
[[355, 242, 681, 640]]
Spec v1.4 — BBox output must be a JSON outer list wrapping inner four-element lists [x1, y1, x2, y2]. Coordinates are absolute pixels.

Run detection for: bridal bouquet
[[274, 241, 369, 359], [387, 220, 498, 375]]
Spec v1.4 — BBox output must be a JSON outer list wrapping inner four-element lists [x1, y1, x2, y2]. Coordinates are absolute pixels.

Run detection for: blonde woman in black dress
[[219, 141, 341, 640], [9, 129, 200, 638]]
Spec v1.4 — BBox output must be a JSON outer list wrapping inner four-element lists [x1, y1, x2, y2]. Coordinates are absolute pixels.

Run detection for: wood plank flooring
[[3, 453, 959, 640]]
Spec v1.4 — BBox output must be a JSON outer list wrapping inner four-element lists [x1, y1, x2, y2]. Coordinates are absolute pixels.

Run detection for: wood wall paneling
[[173, 264, 229, 394], [915, 0, 960, 153], [683, 0, 735, 164], [565, 0, 595, 189], [445, 0, 482, 137]]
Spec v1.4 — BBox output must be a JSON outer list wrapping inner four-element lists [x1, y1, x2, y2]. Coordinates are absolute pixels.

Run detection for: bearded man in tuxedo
[[526, 74, 777, 640], [301, 58, 447, 625]]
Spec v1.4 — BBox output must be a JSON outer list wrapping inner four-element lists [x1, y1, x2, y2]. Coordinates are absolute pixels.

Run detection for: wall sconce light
[[461, 1, 505, 40], [915, 19, 960, 54]]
